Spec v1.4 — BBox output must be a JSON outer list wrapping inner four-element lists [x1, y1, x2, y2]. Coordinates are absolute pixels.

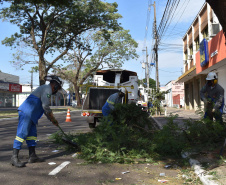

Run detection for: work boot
[[11, 148, 26, 167], [28, 146, 45, 163]]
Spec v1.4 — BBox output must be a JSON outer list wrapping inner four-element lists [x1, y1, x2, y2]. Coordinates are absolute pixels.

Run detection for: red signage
[[9, 84, 22, 92]]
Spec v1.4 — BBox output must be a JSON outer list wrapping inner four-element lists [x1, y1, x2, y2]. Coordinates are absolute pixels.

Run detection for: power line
[[143, 0, 153, 50], [159, 69, 182, 73], [158, 0, 182, 43], [163, 0, 191, 42]]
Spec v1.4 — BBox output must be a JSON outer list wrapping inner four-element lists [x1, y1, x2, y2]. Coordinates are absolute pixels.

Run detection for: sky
[[0, 0, 205, 88]]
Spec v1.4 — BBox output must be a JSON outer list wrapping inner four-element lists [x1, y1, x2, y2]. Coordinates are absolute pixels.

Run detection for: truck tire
[[89, 122, 96, 128], [88, 117, 97, 128]]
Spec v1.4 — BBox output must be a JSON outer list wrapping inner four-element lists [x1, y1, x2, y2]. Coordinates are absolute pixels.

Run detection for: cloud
[[136, 39, 154, 53], [159, 52, 183, 68]]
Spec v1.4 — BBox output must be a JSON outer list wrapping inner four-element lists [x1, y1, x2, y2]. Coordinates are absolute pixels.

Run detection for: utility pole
[[152, 1, 159, 89], [142, 47, 149, 89], [31, 70, 33, 92], [145, 46, 149, 89]]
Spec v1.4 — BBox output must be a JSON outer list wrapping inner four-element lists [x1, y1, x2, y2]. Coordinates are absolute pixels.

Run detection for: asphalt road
[[0, 110, 91, 185]]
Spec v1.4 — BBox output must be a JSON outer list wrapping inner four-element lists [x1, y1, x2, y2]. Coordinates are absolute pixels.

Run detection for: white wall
[[164, 81, 173, 107], [16, 84, 34, 107]]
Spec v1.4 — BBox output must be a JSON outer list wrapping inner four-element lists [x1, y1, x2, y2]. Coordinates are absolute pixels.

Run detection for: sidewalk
[[152, 107, 226, 185], [152, 107, 201, 128]]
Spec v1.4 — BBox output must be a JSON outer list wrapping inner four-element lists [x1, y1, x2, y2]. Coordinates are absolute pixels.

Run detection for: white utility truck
[[137, 85, 151, 112], [81, 69, 138, 128]]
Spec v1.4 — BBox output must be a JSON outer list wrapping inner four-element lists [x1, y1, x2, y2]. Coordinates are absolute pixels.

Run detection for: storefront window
[[5, 94, 13, 107], [0, 93, 4, 107]]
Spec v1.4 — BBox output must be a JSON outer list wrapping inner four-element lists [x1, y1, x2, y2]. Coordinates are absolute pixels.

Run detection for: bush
[[153, 114, 188, 157], [183, 118, 226, 147], [72, 103, 157, 163]]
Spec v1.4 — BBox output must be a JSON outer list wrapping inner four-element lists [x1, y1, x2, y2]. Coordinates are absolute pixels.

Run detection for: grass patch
[[0, 110, 18, 118]]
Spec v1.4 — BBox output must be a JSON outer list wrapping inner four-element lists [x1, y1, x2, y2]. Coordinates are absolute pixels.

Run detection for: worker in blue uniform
[[102, 88, 125, 117], [11, 75, 63, 167], [200, 72, 224, 123]]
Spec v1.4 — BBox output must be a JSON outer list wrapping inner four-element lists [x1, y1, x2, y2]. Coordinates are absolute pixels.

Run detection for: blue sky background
[[0, 0, 205, 88]]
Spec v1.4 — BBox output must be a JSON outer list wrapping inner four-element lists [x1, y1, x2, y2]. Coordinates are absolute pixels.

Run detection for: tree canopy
[[0, 0, 122, 85], [138, 78, 156, 89], [54, 29, 138, 106]]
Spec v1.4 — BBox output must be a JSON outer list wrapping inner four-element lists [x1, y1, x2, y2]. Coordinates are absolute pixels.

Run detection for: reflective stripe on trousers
[[13, 111, 37, 150]]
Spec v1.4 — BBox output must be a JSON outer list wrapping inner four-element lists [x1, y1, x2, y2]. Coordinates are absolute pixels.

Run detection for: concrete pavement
[[152, 107, 201, 128]]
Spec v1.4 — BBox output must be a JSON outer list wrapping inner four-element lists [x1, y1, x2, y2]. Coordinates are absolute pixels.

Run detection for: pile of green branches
[[51, 104, 226, 163]]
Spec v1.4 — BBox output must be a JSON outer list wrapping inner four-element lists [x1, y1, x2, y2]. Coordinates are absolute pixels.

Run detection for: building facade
[[164, 81, 184, 108], [177, 2, 226, 111], [0, 72, 22, 107]]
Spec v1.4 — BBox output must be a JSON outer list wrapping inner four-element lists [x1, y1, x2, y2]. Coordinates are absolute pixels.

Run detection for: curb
[[151, 116, 218, 185], [189, 158, 217, 185], [151, 116, 163, 129]]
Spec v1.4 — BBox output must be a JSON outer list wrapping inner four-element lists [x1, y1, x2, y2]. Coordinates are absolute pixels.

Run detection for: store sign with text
[[9, 84, 22, 92]]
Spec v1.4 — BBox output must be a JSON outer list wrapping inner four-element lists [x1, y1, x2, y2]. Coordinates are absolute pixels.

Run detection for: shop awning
[[176, 66, 196, 83]]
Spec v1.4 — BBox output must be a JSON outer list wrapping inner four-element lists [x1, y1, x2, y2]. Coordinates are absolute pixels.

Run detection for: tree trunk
[[74, 84, 81, 106], [39, 52, 47, 86]]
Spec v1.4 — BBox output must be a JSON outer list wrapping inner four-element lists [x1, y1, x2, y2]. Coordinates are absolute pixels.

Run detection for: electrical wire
[[143, 0, 153, 50], [158, 0, 182, 43], [159, 69, 182, 73], [163, 0, 191, 41]]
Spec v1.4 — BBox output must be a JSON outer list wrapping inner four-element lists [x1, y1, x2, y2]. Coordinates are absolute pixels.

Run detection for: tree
[[54, 29, 138, 106], [150, 88, 169, 115], [138, 78, 156, 89], [0, 0, 122, 85], [1, 0, 74, 6]]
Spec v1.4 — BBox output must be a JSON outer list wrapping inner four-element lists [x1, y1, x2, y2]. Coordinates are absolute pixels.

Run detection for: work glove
[[46, 112, 59, 126]]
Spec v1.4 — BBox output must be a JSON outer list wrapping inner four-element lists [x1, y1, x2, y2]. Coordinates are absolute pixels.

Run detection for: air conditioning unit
[[188, 55, 193, 60], [210, 23, 220, 37]]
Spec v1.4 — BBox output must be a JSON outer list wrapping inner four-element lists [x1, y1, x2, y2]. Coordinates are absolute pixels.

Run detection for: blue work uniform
[[13, 84, 53, 149], [200, 83, 224, 123], [102, 92, 123, 116]]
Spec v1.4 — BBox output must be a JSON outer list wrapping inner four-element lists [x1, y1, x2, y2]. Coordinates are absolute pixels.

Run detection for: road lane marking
[[48, 161, 71, 175]]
